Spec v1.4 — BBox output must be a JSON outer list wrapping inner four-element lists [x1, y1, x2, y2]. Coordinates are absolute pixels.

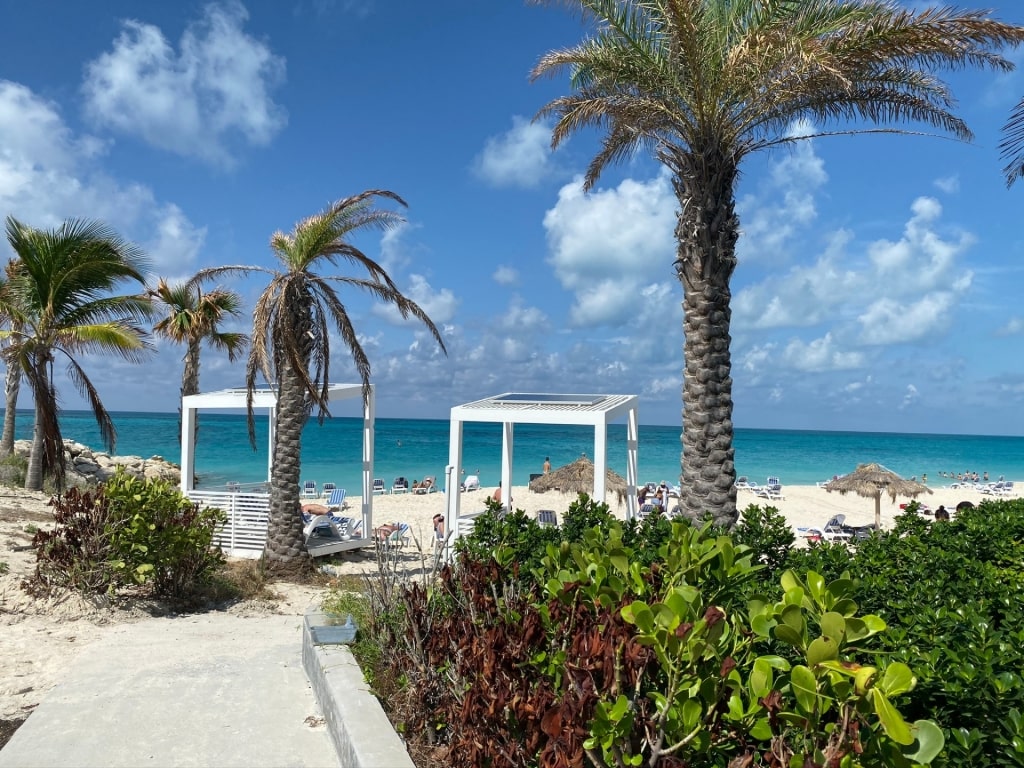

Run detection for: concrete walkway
[[0, 613, 338, 768]]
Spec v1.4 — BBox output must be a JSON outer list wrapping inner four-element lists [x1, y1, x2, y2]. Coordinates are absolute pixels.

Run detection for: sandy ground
[[1, 479, 1018, 731]]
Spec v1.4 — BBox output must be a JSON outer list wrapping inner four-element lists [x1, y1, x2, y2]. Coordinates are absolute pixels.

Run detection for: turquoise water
[[9, 410, 1024, 493]]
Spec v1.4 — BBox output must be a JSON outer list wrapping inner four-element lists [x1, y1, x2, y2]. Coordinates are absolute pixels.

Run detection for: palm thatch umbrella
[[824, 463, 932, 531], [529, 455, 628, 504]]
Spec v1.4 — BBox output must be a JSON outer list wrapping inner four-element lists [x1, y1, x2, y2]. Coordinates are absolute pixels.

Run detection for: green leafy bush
[[27, 469, 225, 600]]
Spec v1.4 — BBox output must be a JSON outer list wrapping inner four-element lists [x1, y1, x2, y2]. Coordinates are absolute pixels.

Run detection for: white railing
[[189, 490, 270, 559]]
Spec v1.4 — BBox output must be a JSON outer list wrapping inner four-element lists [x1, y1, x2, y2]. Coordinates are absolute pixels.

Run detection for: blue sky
[[2, 0, 1024, 436]]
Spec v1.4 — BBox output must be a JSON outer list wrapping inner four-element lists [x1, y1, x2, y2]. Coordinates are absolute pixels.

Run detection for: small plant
[[0, 560, 8, 575], [730, 503, 796, 576]]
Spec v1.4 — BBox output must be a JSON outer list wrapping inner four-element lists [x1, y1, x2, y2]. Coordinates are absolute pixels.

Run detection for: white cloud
[[494, 298, 548, 334], [858, 291, 956, 344], [782, 333, 865, 372], [737, 134, 828, 263], [996, 317, 1024, 336], [543, 173, 677, 326], [493, 266, 518, 285], [0, 81, 206, 277], [900, 383, 920, 410], [933, 175, 959, 193], [371, 273, 458, 326], [472, 116, 556, 188], [82, 1, 287, 167]]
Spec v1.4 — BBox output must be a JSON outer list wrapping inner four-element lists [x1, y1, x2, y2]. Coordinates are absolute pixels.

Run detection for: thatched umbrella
[[529, 455, 628, 504], [824, 463, 932, 530]]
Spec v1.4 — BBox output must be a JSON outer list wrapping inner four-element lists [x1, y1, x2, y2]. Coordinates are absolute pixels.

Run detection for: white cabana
[[445, 392, 639, 542], [180, 384, 375, 557]]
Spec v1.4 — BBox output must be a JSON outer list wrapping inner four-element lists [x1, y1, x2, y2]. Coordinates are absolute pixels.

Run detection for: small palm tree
[[533, 0, 1024, 526], [0, 260, 24, 457], [2, 216, 154, 491], [194, 190, 446, 567], [149, 278, 248, 445]]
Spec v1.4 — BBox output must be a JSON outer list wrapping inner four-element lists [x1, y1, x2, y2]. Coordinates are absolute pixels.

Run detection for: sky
[[1, 0, 1024, 436]]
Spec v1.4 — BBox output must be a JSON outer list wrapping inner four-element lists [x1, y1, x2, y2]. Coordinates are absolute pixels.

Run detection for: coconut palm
[[2, 216, 153, 491], [533, 0, 1024, 526], [0, 260, 24, 457], [1000, 98, 1024, 186], [193, 190, 447, 567], [149, 278, 248, 445]]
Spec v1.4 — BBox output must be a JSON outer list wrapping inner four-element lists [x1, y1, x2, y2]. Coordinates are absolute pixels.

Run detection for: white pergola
[[180, 384, 376, 549], [445, 393, 640, 536]]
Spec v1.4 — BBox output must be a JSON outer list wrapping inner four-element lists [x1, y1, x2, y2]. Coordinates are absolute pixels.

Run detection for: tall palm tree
[[1000, 98, 1024, 186], [194, 190, 446, 568], [149, 278, 248, 444], [533, 0, 1024, 526], [0, 260, 24, 457], [3, 216, 154, 491]]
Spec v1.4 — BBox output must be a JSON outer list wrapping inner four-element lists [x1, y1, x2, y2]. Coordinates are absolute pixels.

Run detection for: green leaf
[[610, 552, 629, 576], [609, 694, 629, 721], [622, 601, 654, 633], [806, 636, 839, 667], [750, 613, 774, 637], [774, 623, 803, 647], [806, 571, 825, 605], [879, 662, 915, 696], [681, 698, 702, 730], [750, 657, 772, 698], [750, 717, 773, 741], [819, 612, 846, 643], [791, 664, 818, 713], [780, 570, 801, 594], [872, 689, 914, 745], [905, 720, 945, 764]]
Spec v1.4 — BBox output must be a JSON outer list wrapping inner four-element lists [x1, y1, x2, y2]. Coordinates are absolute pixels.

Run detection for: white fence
[[189, 490, 270, 559]]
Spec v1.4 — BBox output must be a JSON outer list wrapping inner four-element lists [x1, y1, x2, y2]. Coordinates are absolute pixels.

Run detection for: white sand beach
[[1, 479, 1019, 732]]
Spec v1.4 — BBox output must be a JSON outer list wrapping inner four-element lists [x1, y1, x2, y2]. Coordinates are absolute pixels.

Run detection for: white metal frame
[[179, 384, 375, 554], [445, 392, 640, 546]]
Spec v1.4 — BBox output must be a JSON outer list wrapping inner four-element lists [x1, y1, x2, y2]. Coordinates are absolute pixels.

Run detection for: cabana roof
[[446, 392, 640, 534]]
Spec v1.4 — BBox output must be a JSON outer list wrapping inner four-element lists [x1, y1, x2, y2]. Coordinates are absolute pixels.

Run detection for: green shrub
[[730, 503, 795, 576], [27, 469, 225, 600]]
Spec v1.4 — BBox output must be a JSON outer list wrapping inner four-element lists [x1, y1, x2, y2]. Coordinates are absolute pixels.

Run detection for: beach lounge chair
[[391, 476, 410, 494], [321, 482, 336, 498], [375, 522, 411, 548], [372, 478, 386, 495], [413, 476, 436, 494], [756, 477, 784, 501], [735, 476, 750, 489], [461, 474, 480, 492], [302, 480, 318, 499], [326, 488, 348, 512], [537, 509, 558, 527]]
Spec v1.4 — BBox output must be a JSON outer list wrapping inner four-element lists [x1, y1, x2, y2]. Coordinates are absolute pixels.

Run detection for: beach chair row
[[301, 476, 439, 498]]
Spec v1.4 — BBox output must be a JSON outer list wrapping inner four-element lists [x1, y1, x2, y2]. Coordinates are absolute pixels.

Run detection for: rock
[[8, 439, 181, 488]]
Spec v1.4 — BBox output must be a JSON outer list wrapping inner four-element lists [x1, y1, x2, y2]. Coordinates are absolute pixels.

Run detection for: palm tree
[[149, 278, 248, 445], [0, 260, 24, 457], [194, 190, 446, 568], [533, 0, 1024, 526], [1000, 98, 1024, 186], [3, 216, 154, 491]]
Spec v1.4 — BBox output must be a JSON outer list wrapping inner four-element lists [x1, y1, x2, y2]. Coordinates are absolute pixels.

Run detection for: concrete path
[[0, 613, 338, 768]]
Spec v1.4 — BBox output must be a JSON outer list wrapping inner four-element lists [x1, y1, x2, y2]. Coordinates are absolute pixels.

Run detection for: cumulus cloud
[[858, 292, 956, 344], [493, 266, 518, 285], [996, 317, 1024, 336], [781, 333, 865, 372], [472, 116, 556, 188], [933, 175, 959, 193], [0, 81, 206, 276], [82, 1, 287, 167], [543, 173, 677, 327], [371, 273, 459, 326], [736, 128, 828, 263]]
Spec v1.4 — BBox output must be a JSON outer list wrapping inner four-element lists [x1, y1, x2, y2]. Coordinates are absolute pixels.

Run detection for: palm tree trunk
[[25, 376, 45, 492], [263, 358, 309, 567], [180, 340, 201, 445], [1, 360, 20, 457], [671, 148, 740, 527]]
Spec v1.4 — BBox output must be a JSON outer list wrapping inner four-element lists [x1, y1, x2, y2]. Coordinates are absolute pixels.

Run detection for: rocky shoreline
[[5, 438, 181, 489]]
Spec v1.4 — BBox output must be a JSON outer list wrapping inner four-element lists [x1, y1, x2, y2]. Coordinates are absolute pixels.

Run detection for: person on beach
[[432, 513, 445, 538], [492, 482, 503, 503], [934, 505, 948, 521], [543, 457, 551, 474]]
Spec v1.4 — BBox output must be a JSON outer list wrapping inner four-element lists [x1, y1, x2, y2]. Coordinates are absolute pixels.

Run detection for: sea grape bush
[[27, 469, 225, 599], [404, 519, 940, 767]]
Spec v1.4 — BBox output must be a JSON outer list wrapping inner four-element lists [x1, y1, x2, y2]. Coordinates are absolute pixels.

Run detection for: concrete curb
[[302, 617, 415, 768]]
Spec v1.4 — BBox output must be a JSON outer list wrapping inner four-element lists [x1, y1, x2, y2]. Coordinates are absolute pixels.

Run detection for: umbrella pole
[[874, 495, 881, 531]]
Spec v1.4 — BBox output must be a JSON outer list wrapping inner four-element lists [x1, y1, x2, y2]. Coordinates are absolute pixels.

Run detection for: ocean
[[7, 409, 1024, 493]]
